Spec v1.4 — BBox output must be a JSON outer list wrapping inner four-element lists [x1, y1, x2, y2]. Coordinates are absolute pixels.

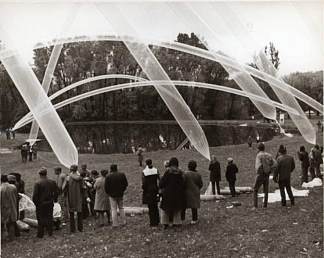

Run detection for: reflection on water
[[58, 122, 276, 154]]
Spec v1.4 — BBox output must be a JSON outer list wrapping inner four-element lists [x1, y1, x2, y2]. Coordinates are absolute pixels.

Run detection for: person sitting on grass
[[181, 160, 203, 224], [225, 158, 238, 197]]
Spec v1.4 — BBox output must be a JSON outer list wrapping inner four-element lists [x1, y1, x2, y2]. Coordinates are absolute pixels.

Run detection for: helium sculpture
[[0, 2, 322, 168]]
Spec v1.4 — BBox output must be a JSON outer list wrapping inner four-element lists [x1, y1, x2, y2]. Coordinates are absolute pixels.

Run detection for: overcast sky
[[0, 1, 323, 76]]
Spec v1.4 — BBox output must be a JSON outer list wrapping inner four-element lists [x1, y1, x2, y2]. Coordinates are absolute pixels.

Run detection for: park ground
[[0, 132, 323, 258]]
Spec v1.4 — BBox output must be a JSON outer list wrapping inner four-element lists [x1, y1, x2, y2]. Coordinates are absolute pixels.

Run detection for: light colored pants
[[109, 197, 126, 227]]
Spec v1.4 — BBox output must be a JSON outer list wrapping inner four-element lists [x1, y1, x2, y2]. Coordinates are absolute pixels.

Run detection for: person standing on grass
[[80, 164, 91, 177], [309, 145, 323, 180], [54, 167, 69, 224], [137, 145, 144, 167], [105, 164, 128, 227], [181, 160, 203, 224], [253, 142, 277, 209], [67, 165, 84, 233], [20, 142, 29, 163], [32, 168, 58, 238], [247, 136, 253, 148], [1, 174, 18, 241], [297, 146, 310, 184], [273, 146, 295, 207], [94, 169, 111, 227], [142, 159, 160, 227], [225, 158, 238, 197], [209, 155, 221, 195], [159, 157, 185, 229]]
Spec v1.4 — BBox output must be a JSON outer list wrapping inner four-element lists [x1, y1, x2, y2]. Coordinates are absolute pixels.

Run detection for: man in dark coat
[[159, 157, 185, 228], [309, 145, 323, 180], [105, 164, 128, 227], [273, 146, 295, 206], [297, 146, 310, 184], [142, 159, 160, 227], [225, 158, 238, 197], [208, 155, 221, 195], [1, 174, 18, 241], [181, 160, 203, 224], [32, 168, 58, 238], [67, 164, 85, 233]]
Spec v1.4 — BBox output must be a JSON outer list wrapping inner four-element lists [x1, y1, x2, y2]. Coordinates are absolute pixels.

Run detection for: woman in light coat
[[94, 170, 110, 227]]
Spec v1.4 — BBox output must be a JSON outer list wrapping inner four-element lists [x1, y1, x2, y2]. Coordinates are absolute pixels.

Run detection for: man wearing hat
[[32, 168, 58, 238], [253, 142, 277, 209]]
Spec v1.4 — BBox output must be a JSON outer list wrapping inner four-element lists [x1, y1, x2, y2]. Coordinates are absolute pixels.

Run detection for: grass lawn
[[0, 133, 323, 258]]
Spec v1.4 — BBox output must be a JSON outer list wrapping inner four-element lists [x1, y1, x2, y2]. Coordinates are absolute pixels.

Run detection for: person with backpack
[[253, 142, 277, 209], [273, 146, 295, 206]]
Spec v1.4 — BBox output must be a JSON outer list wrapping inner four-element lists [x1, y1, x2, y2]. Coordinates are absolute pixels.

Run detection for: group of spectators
[[1, 141, 323, 241], [19, 142, 37, 163]]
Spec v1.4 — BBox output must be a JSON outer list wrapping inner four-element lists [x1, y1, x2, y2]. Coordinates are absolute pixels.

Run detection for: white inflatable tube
[[15, 79, 301, 130]]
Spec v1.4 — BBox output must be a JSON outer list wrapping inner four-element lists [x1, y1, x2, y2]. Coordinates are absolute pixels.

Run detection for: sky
[[0, 1, 323, 76]]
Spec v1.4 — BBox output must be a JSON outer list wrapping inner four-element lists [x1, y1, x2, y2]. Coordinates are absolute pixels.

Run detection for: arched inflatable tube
[[1, 35, 322, 114], [15, 79, 302, 131]]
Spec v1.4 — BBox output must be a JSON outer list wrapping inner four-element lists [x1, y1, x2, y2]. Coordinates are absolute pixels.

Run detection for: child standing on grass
[[225, 158, 238, 197]]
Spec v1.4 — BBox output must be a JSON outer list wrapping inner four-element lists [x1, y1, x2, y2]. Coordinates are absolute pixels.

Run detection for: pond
[[37, 121, 276, 154]]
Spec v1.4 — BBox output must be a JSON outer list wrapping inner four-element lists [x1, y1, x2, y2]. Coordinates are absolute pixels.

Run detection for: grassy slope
[[0, 133, 323, 258]]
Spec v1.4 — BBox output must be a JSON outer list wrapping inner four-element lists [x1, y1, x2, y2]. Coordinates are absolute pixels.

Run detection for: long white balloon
[[28, 4, 81, 145], [206, 2, 316, 144], [1, 34, 320, 114], [166, 2, 276, 121], [96, 3, 210, 160], [0, 39, 78, 167], [15, 79, 302, 130]]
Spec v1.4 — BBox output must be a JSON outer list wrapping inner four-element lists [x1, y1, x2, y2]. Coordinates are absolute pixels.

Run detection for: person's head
[[70, 164, 78, 173], [81, 164, 87, 170], [227, 157, 233, 164], [278, 144, 287, 155], [163, 160, 169, 168], [38, 167, 47, 178], [188, 160, 197, 171], [110, 164, 118, 173], [9, 173, 21, 182], [80, 171, 87, 178], [91, 170, 99, 178], [315, 144, 320, 150], [145, 159, 153, 168], [257, 142, 265, 151], [54, 167, 62, 175], [169, 157, 179, 167], [1, 174, 8, 183], [211, 155, 217, 162], [300, 146, 305, 152], [7, 174, 16, 184], [100, 169, 108, 177]]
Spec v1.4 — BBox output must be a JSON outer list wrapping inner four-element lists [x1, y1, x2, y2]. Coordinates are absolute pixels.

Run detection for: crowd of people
[[1, 142, 323, 241]]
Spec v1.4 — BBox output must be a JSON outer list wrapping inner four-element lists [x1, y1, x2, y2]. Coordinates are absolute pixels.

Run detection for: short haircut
[[300, 146, 305, 152], [100, 169, 108, 176], [39, 168, 47, 176], [169, 157, 179, 167], [145, 159, 152, 166], [70, 164, 78, 172], [1, 174, 8, 183], [278, 145, 286, 154], [91, 170, 99, 176], [54, 167, 62, 172], [110, 164, 118, 172], [188, 160, 197, 171], [315, 144, 320, 149], [81, 164, 87, 168], [257, 142, 265, 151]]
